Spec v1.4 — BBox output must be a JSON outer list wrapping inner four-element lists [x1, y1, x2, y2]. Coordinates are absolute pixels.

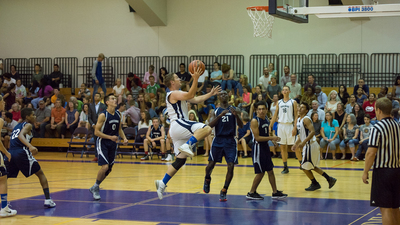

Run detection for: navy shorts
[[252, 143, 274, 174], [5, 148, 41, 178], [97, 138, 117, 166], [209, 137, 238, 164]]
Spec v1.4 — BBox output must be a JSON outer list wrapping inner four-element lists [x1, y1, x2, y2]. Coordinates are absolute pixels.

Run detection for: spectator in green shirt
[[146, 75, 160, 98], [33, 64, 44, 83]]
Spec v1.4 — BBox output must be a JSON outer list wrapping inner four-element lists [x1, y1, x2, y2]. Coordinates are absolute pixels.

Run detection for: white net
[[247, 7, 275, 38]]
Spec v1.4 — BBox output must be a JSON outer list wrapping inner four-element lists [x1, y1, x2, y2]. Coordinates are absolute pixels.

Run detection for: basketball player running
[[89, 94, 128, 200], [270, 86, 301, 174], [247, 101, 287, 200], [292, 103, 337, 191], [5, 108, 56, 208], [203, 90, 243, 201], [155, 68, 221, 200]]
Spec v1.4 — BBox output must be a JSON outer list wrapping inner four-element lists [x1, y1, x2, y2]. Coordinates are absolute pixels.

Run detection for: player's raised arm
[[189, 85, 222, 104], [208, 109, 227, 128], [18, 123, 37, 154], [0, 118, 11, 160], [169, 67, 202, 103], [250, 119, 279, 143], [95, 113, 117, 142]]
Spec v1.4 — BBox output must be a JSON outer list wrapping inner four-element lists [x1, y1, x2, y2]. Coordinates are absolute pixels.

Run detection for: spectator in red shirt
[[8, 103, 21, 122], [363, 93, 376, 122], [45, 99, 66, 138], [126, 72, 142, 91]]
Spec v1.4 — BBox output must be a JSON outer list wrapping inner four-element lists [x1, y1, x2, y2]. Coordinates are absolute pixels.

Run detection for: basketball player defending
[[292, 103, 337, 191], [203, 90, 243, 201], [155, 68, 221, 200], [247, 101, 287, 200], [5, 108, 56, 208], [270, 86, 300, 174], [89, 94, 128, 200]]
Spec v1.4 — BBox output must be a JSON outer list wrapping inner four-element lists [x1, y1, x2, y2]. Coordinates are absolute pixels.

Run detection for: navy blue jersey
[[100, 110, 121, 137], [238, 122, 251, 139], [214, 106, 237, 138], [150, 125, 163, 138], [251, 117, 270, 145], [10, 122, 33, 149]]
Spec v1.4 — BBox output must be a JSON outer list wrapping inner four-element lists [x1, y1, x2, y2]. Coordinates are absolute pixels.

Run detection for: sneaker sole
[[305, 187, 321, 191], [272, 196, 288, 199], [246, 196, 264, 200], [44, 204, 56, 208], [219, 199, 227, 202], [178, 146, 194, 157]]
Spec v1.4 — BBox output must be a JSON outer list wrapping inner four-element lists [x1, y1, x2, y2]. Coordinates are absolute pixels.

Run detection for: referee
[[362, 97, 400, 225]]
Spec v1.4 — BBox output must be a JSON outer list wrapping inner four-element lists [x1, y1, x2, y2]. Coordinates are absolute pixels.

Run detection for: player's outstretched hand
[[362, 172, 369, 184], [210, 85, 222, 96], [291, 145, 297, 152], [123, 138, 128, 146], [190, 67, 203, 80], [273, 136, 281, 142], [29, 146, 38, 155], [229, 107, 237, 116], [110, 136, 119, 143], [221, 109, 229, 117]]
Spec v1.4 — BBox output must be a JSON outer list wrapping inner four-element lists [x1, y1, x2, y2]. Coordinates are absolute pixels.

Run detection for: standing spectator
[[220, 64, 237, 91], [176, 63, 191, 88], [352, 103, 365, 126], [280, 66, 290, 88], [65, 101, 79, 136], [8, 103, 21, 122], [3, 73, 16, 87], [392, 75, 400, 101], [91, 53, 106, 101], [266, 76, 281, 103], [258, 67, 271, 92], [338, 85, 350, 105], [143, 65, 157, 88], [32, 64, 44, 83], [126, 72, 142, 91], [34, 100, 51, 138], [307, 100, 325, 121], [268, 63, 278, 77], [304, 75, 318, 92], [300, 86, 317, 106], [15, 79, 26, 106], [324, 90, 340, 114], [363, 93, 377, 121], [45, 99, 66, 138], [387, 92, 400, 110], [3, 84, 16, 111], [355, 114, 372, 160], [286, 74, 301, 102], [130, 77, 142, 101], [345, 94, 357, 114], [320, 112, 341, 160], [355, 87, 367, 105], [49, 64, 63, 88], [209, 62, 222, 87], [315, 86, 327, 110], [158, 67, 168, 89], [146, 76, 160, 98], [10, 65, 20, 81], [235, 75, 251, 97], [113, 78, 126, 104], [77, 83, 91, 101], [353, 78, 369, 96], [340, 114, 359, 161], [362, 98, 400, 225], [31, 78, 53, 109]]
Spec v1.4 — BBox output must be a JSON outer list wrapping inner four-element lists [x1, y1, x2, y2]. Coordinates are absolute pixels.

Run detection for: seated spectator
[[44, 96, 53, 110], [24, 80, 40, 104], [126, 72, 143, 92], [345, 94, 356, 114], [146, 76, 160, 99], [334, 103, 347, 131], [324, 90, 340, 114], [362, 93, 376, 121], [320, 112, 340, 160], [65, 101, 79, 137], [353, 78, 369, 96], [3, 112, 18, 148], [379, 86, 388, 98], [392, 75, 400, 101], [311, 112, 322, 143], [266, 75, 281, 103], [34, 100, 51, 138], [32, 78, 53, 109], [315, 86, 327, 110], [197, 67, 209, 94], [88, 93, 106, 132], [235, 75, 251, 97], [117, 102, 128, 129], [387, 92, 400, 111], [268, 63, 278, 77], [45, 99, 66, 138], [3, 73, 16, 87], [74, 103, 91, 139], [200, 85, 217, 116], [51, 88, 61, 104], [155, 89, 166, 115], [355, 114, 372, 160], [136, 111, 152, 142], [340, 114, 359, 161], [77, 83, 91, 101], [307, 100, 325, 121], [338, 85, 350, 105], [227, 89, 236, 106], [125, 99, 140, 126], [300, 86, 317, 106], [269, 94, 279, 119], [15, 79, 26, 106], [238, 85, 252, 113], [176, 63, 191, 88], [142, 117, 165, 161], [304, 75, 318, 92], [125, 94, 135, 108], [145, 101, 158, 119], [25, 103, 34, 109], [392, 109, 400, 123], [10, 65, 20, 80], [352, 103, 365, 125], [251, 85, 264, 103], [355, 87, 367, 105], [209, 62, 222, 87], [8, 103, 21, 122], [33, 64, 44, 83], [250, 92, 264, 117], [82, 96, 90, 105], [220, 64, 237, 91], [3, 83, 16, 111], [130, 77, 142, 101], [258, 67, 271, 92], [280, 66, 290, 88], [286, 74, 301, 102], [113, 78, 126, 104], [49, 64, 63, 88], [70, 96, 83, 113], [137, 93, 146, 111], [158, 67, 168, 89], [188, 109, 199, 122], [238, 111, 252, 158], [143, 65, 157, 88]]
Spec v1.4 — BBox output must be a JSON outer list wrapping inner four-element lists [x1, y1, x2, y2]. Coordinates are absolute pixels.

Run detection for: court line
[[53, 218, 81, 225], [331, 161, 352, 168], [24, 198, 131, 205], [348, 207, 379, 225]]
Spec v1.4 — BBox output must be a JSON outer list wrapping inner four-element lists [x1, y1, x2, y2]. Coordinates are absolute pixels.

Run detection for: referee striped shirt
[[368, 117, 400, 169]]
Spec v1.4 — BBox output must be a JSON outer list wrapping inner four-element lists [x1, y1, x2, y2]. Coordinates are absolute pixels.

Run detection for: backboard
[[268, 0, 308, 23]]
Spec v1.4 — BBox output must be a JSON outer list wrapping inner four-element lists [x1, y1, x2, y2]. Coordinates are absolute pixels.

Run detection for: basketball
[[188, 60, 205, 75]]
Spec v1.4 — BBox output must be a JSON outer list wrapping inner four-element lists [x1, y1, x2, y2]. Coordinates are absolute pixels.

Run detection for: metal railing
[[109, 56, 134, 85], [216, 55, 244, 78], [189, 55, 217, 73], [54, 57, 77, 90], [278, 54, 308, 85], [135, 56, 160, 81], [162, 56, 189, 75], [29, 58, 53, 76], [249, 54, 278, 85]]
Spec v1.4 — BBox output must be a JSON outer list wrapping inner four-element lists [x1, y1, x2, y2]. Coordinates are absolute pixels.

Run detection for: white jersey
[[297, 116, 316, 144], [278, 99, 295, 124], [166, 91, 189, 123]]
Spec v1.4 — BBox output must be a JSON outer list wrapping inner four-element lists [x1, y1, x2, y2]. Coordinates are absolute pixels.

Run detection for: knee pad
[[172, 158, 186, 170]]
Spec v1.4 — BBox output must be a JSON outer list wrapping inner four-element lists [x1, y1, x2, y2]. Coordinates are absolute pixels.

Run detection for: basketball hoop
[[247, 6, 275, 38]]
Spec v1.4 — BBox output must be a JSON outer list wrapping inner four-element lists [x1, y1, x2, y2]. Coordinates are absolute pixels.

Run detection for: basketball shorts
[[97, 138, 117, 166], [5, 148, 41, 178], [252, 143, 274, 174], [371, 168, 400, 208], [209, 137, 238, 164], [278, 123, 295, 145], [301, 141, 320, 170], [169, 119, 206, 156]]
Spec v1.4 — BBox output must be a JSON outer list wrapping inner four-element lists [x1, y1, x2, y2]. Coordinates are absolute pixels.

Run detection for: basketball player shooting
[[155, 67, 221, 200]]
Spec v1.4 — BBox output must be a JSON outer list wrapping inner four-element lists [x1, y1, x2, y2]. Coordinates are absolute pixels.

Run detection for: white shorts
[[277, 123, 295, 145], [301, 141, 320, 170], [169, 119, 206, 156]]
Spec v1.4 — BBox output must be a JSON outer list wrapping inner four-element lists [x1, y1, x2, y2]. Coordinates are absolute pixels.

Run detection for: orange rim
[[246, 6, 284, 11]]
